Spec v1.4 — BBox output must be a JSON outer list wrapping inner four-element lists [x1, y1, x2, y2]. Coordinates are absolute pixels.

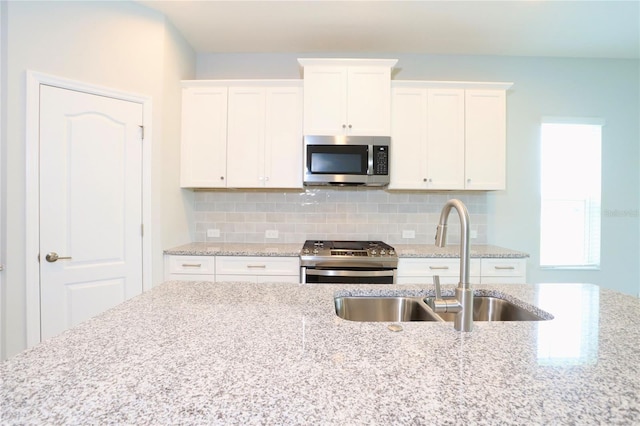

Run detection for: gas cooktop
[[299, 240, 398, 267]]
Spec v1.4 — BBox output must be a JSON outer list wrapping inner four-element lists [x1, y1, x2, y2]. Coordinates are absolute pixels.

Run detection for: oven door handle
[[304, 269, 396, 278], [313, 261, 389, 269]]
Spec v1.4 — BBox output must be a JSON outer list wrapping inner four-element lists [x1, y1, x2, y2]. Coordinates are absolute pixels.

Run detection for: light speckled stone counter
[[164, 242, 302, 257], [394, 243, 528, 258], [164, 242, 528, 258], [2, 281, 638, 424]]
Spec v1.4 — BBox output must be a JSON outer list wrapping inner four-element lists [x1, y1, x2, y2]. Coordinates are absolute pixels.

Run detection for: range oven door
[[301, 267, 396, 284]]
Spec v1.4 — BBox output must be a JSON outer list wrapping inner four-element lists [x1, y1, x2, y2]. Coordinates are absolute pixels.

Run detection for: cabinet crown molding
[[298, 58, 398, 68], [182, 79, 303, 88], [392, 80, 513, 91]]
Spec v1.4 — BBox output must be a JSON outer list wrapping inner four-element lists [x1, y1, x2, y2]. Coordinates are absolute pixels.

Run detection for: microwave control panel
[[373, 146, 389, 175]]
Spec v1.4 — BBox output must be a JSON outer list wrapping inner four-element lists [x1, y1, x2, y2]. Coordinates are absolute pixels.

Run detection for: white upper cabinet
[[227, 84, 303, 188], [389, 87, 428, 189], [264, 86, 304, 188], [180, 86, 228, 188], [390, 81, 511, 191], [227, 86, 266, 188], [464, 90, 507, 190], [390, 87, 465, 190], [299, 58, 397, 136], [181, 81, 303, 189]]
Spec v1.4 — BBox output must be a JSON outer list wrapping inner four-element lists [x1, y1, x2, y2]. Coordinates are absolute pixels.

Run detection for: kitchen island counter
[[1, 281, 638, 424]]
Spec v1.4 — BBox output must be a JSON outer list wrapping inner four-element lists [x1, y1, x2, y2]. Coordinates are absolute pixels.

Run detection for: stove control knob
[[380, 249, 387, 255], [389, 249, 396, 256], [371, 249, 377, 255], [313, 248, 319, 254], [303, 248, 310, 254]]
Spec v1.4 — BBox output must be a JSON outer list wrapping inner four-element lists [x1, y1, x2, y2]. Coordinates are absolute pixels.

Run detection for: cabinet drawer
[[480, 259, 526, 277], [215, 256, 300, 276], [167, 255, 215, 275], [398, 258, 481, 277]]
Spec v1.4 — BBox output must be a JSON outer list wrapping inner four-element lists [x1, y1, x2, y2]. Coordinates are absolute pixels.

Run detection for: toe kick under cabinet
[[164, 255, 300, 283], [397, 258, 526, 285]]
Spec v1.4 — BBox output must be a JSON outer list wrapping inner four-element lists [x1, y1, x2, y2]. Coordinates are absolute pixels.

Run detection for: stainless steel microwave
[[303, 135, 390, 186]]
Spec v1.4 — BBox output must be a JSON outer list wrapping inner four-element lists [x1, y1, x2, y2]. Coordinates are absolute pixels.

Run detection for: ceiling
[[138, 0, 640, 59]]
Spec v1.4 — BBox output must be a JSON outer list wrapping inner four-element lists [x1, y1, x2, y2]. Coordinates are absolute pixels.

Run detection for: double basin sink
[[335, 294, 552, 322]]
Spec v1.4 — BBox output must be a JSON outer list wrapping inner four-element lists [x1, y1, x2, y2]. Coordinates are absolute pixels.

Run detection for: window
[[540, 119, 602, 268]]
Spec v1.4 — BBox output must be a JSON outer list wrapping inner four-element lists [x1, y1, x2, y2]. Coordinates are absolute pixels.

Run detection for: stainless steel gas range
[[300, 240, 398, 284]]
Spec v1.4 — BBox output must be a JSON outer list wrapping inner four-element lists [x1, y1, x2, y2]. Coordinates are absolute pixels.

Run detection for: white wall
[[1, 1, 195, 358], [198, 53, 640, 296]]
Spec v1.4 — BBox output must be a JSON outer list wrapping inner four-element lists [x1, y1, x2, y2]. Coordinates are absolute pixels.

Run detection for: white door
[[389, 86, 428, 190], [465, 89, 507, 190], [346, 66, 392, 136], [39, 85, 143, 340], [264, 85, 303, 188], [226, 86, 266, 187], [426, 88, 465, 189]]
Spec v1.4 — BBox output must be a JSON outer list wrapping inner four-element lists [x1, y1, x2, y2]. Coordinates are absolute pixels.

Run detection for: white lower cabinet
[[164, 255, 301, 283], [397, 258, 481, 285], [479, 258, 527, 284], [215, 256, 300, 283], [164, 255, 216, 282], [397, 257, 526, 285]]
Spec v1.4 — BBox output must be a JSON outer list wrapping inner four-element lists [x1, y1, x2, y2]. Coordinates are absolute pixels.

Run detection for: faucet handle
[[427, 274, 461, 314]]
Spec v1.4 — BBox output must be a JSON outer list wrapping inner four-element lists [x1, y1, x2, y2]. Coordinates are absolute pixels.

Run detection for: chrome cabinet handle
[[429, 266, 449, 270], [181, 263, 202, 268], [247, 264, 267, 269], [45, 252, 72, 263], [494, 266, 515, 270]]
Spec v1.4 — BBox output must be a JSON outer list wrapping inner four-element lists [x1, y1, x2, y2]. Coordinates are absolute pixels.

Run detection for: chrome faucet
[[427, 199, 474, 332]]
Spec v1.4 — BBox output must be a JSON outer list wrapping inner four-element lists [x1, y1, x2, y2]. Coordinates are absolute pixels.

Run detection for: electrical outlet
[[265, 230, 279, 239], [207, 229, 221, 238], [402, 230, 416, 239]]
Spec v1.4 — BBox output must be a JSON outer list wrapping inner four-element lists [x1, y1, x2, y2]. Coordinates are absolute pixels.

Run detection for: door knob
[[45, 252, 72, 263]]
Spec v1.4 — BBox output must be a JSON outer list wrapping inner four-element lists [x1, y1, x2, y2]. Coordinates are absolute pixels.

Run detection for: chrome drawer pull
[[494, 266, 515, 270], [247, 264, 267, 269], [181, 263, 202, 268], [429, 266, 449, 270]]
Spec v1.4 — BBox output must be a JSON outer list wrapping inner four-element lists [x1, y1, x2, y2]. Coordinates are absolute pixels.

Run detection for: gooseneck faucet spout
[[430, 199, 474, 332]]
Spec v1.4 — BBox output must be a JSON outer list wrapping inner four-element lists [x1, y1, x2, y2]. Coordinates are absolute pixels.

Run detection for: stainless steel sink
[[335, 294, 551, 322], [423, 296, 549, 321], [334, 296, 441, 322]]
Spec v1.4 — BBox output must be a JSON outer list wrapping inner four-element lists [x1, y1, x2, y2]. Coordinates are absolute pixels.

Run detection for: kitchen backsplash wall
[[193, 188, 488, 245]]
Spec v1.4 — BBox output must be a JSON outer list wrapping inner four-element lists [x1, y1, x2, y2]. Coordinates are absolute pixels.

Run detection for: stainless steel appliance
[[303, 135, 390, 186], [300, 240, 398, 284]]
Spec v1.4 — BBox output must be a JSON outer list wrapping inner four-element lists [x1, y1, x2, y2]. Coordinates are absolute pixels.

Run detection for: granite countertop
[[164, 242, 529, 258], [1, 281, 638, 424], [164, 242, 302, 257]]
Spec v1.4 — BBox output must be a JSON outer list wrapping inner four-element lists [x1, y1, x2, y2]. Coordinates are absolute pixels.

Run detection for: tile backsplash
[[193, 188, 488, 245]]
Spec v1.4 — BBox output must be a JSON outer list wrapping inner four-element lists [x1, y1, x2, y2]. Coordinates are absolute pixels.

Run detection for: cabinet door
[[216, 256, 300, 277], [226, 87, 266, 188], [164, 255, 216, 282], [465, 90, 506, 190], [346, 66, 392, 136], [427, 89, 465, 189], [397, 258, 481, 285], [389, 87, 428, 189], [302, 66, 348, 135], [264, 86, 303, 188], [180, 87, 228, 188], [480, 258, 526, 284]]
